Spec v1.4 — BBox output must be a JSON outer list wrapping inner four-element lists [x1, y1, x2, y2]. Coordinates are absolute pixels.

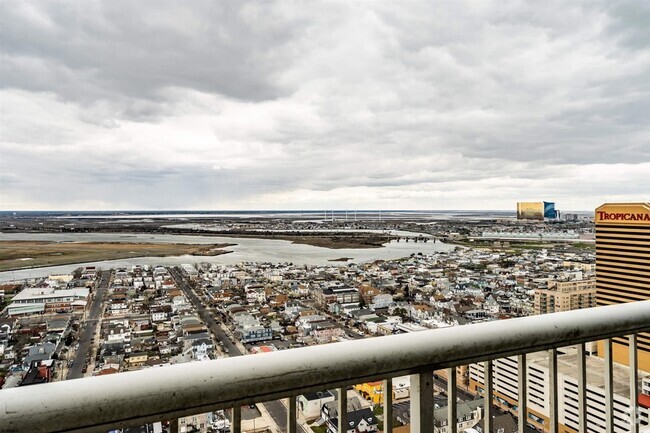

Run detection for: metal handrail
[[1, 300, 649, 433]]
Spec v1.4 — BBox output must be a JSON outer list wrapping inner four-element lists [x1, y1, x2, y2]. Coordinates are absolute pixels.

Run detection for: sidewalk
[[277, 398, 312, 433], [219, 322, 248, 354]]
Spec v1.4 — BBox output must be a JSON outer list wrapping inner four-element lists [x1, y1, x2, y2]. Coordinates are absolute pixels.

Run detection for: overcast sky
[[1, 1, 649, 211]]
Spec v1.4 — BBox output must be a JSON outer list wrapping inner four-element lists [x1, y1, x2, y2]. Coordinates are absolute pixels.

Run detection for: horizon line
[[0, 209, 595, 213]]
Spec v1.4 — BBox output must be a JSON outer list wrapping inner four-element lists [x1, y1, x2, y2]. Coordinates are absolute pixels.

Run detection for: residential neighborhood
[[0, 235, 608, 433]]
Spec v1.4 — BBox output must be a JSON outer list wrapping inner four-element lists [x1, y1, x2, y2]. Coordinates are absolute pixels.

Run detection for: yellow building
[[595, 202, 650, 372], [534, 278, 596, 315], [355, 376, 411, 405], [516, 201, 557, 220], [517, 202, 544, 220], [355, 381, 384, 405]]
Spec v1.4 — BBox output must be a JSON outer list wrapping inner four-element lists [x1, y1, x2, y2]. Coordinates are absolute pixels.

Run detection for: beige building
[[517, 201, 545, 220], [562, 261, 596, 273], [517, 201, 557, 220], [469, 348, 650, 433], [595, 202, 650, 371], [534, 278, 596, 315]]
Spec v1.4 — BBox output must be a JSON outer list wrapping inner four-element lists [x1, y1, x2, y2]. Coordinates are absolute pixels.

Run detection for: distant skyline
[[1, 1, 649, 211]]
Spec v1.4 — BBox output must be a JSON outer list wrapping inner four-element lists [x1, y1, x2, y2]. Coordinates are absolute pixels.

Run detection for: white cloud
[[1, 1, 649, 211]]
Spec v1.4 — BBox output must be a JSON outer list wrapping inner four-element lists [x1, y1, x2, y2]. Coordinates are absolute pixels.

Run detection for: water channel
[[0, 232, 455, 282]]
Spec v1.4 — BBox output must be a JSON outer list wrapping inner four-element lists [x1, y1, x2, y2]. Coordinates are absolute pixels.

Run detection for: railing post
[[338, 387, 348, 433], [383, 378, 393, 433], [233, 405, 241, 433], [169, 418, 179, 433], [604, 338, 613, 433], [629, 334, 639, 433], [518, 354, 527, 433], [3, 301, 650, 433], [484, 361, 493, 433], [549, 349, 558, 433], [577, 343, 587, 433], [447, 368, 457, 433], [287, 396, 297, 433], [411, 372, 434, 433]]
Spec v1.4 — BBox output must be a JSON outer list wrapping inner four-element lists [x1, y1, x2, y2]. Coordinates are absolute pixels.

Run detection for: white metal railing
[[1, 301, 649, 433]]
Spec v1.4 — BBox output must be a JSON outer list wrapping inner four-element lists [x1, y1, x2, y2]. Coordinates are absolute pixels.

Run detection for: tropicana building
[[595, 202, 650, 372]]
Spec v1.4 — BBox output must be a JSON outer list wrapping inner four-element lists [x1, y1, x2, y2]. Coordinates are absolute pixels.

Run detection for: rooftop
[[527, 346, 649, 395]]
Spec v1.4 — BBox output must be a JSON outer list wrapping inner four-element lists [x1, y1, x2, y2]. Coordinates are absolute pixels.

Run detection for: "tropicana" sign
[[595, 203, 650, 224], [597, 212, 650, 221]]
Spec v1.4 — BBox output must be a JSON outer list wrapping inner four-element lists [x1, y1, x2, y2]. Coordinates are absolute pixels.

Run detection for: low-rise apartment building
[[534, 277, 596, 315]]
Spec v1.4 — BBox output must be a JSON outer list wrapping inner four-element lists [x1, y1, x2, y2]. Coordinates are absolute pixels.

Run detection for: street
[[298, 300, 365, 340], [432, 375, 476, 402], [170, 267, 312, 433], [67, 270, 111, 380], [260, 398, 310, 433], [169, 267, 242, 357], [263, 400, 287, 432], [169, 267, 481, 433]]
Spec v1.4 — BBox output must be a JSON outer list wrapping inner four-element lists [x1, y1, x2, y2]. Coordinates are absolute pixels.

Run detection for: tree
[[72, 267, 83, 279], [359, 298, 367, 309]]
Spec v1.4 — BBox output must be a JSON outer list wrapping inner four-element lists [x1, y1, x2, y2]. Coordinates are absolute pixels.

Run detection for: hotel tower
[[595, 202, 650, 371]]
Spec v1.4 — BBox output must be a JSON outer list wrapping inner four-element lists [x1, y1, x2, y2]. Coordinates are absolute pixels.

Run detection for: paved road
[[170, 271, 477, 433], [263, 400, 287, 431], [169, 267, 242, 357], [341, 325, 364, 340], [299, 301, 365, 340], [432, 376, 476, 402], [264, 400, 310, 433], [67, 270, 111, 380], [170, 267, 312, 433]]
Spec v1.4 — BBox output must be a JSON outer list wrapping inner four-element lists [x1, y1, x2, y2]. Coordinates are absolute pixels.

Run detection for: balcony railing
[[1, 301, 649, 433]]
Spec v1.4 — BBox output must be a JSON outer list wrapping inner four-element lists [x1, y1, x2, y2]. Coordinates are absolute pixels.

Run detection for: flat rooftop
[[12, 287, 89, 301], [528, 346, 648, 396]]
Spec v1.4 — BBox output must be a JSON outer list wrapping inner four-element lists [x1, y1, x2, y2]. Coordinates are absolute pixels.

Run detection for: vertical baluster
[[169, 418, 179, 433], [629, 335, 639, 433], [484, 361, 493, 433], [447, 368, 457, 433], [383, 378, 393, 433], [518, 354, 527, 433], [233, 405, 241, 433], [337, 387, 348, 433], [577, 343, 587, 433], [410, 372, 434, 433], [605, 339, 613, 433], [287, 396, 297, 433], [549, 349, 558, 433]]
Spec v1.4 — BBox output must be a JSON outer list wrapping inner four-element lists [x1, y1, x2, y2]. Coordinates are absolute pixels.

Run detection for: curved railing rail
[[1, 300, 649, 433]]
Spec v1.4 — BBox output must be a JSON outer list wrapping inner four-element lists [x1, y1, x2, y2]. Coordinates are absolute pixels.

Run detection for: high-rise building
[[517, 201, 558, 220], [534, 277, 597, 315], [595, 202, 650, 372]]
